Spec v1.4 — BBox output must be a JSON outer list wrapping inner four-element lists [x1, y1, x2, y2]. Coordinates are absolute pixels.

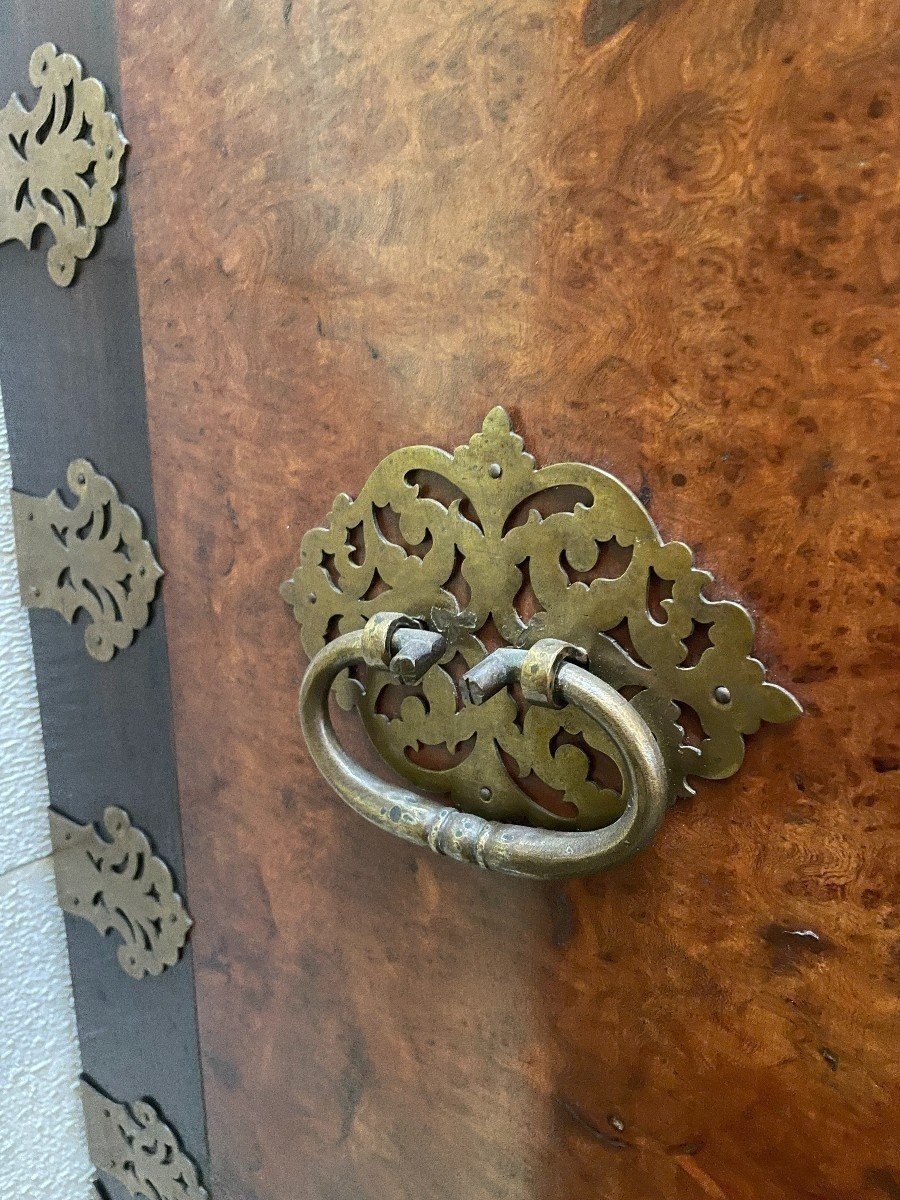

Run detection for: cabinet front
[[1, 2, 896, 1199]]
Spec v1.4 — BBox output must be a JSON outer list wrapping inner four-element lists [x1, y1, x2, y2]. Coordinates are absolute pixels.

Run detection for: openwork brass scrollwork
[[283, 409, 800, 877], [0, 43, 127, 284], [81, 1079, 207, 1200], [50, 807, 191, 979], [11, 459, 162, 661]]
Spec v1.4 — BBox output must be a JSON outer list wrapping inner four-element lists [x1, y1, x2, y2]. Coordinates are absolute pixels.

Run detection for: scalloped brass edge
[[0, 44, 127, 284], [81, 1078, 207, 1200], [11, 459, 162, 661], [50, 807, 191, 979]]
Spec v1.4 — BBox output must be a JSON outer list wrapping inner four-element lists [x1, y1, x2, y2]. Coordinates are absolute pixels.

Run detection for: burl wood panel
[[115, 1, 898, 1197]]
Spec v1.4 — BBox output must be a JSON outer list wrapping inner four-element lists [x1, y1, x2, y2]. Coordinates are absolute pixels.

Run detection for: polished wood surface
[[115, 1, 898, 1196]]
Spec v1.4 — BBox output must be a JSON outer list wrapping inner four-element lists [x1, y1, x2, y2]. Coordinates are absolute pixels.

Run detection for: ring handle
[[299, 614, 669, 879]]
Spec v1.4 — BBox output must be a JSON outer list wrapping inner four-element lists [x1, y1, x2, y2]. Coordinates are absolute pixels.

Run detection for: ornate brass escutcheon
[[0, 44, 127, 285], [81, 1078, 207, 1200], [50, 807, 192, 980], [11, 459, 162, 661], [283, 408, 800, 878]]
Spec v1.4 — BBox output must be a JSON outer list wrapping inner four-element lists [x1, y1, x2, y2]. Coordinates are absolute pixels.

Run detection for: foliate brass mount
[[81, 1078, 208, 1200], [11, 459, 163, 661], [50, 807, 191, 979], [0, 44, 127, 285], [282, 407, 800, 878]]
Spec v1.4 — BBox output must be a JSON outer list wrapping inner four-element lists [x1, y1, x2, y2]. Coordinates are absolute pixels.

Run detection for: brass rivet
[[488, 462, 502, 478], [307, 592, 317, 604], [479, 786, 492, 801], [713, 685, 732, 705]]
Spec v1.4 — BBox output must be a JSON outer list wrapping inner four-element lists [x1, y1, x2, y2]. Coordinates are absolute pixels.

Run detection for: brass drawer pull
[[285, 409, 800, 878], [299, 613, 667, 879]]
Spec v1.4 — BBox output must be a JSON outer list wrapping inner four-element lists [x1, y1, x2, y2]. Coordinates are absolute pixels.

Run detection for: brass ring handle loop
[[299, 614, 669, 879]]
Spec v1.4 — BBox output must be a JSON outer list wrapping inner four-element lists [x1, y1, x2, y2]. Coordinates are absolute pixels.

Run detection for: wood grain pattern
[[114, 0, 899, 1197]]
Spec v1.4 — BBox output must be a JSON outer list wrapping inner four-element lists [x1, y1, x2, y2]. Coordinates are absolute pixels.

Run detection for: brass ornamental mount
[[50, 807, 192, 980], [81, 1078, 208, 1200], [0, 44, 127, 285], [12, 459, 162, 661], [282, 408, 801, 879]]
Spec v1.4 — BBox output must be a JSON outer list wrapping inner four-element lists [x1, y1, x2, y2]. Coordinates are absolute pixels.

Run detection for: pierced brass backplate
[[50, 807, 191, 979], [0, 44, 127, 285], [11, 459, 162, 661], [81, 1078, 208, 1200], [283, 408, 800, 832]]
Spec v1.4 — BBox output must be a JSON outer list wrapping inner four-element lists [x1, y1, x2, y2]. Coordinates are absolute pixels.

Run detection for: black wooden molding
[[0, 4, 209, 1197]]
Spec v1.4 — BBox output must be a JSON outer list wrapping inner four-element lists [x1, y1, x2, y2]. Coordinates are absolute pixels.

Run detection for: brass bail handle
[[298, 613, 668, 879]]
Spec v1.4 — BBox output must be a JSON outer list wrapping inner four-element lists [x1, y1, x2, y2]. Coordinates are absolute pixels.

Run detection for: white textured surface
[[0, 406, 51, 877], [0, 392, 95, 1198]]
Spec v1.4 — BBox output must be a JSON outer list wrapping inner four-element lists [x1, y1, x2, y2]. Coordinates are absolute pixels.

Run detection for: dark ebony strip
[[0, 4, 209, 1196]]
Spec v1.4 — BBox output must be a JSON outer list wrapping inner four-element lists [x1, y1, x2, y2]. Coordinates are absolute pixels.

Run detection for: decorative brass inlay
[[283, 407, 800, 832], [11, 459, 162, 661], [0, 43, 127, 285], [50, 807, 191, 979], [81, 1078, 208, 1200]]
